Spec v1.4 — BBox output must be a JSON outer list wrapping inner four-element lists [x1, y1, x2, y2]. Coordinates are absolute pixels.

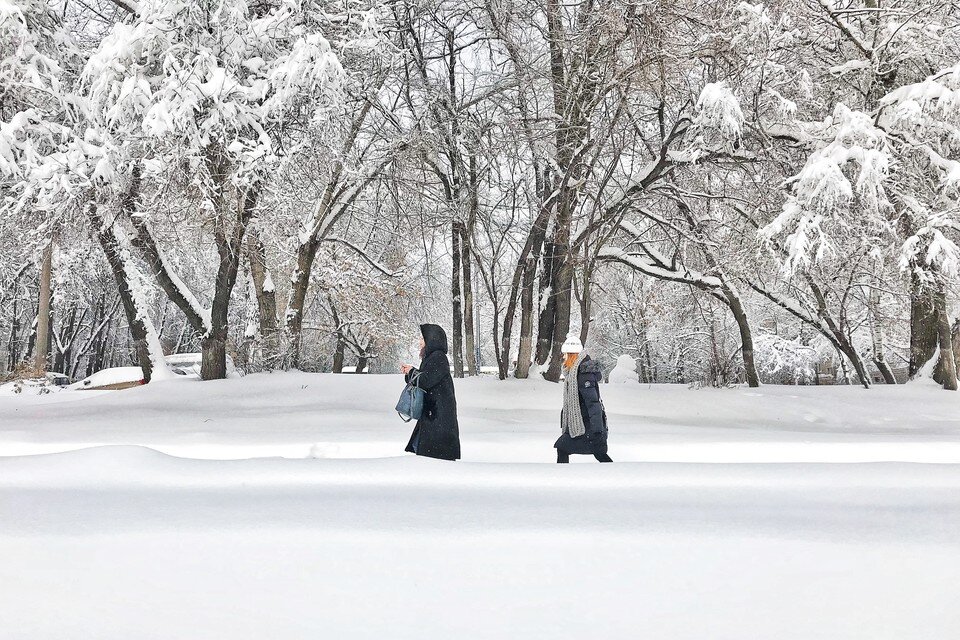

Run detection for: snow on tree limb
[[596, 247, 723, 290], [694, 82, 745, 143], [108, 0, 139, 15], [319, 237, 399, 278], [760, 103, 892, 274]]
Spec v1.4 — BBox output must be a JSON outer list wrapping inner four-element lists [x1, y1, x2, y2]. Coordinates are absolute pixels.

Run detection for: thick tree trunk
[[953, 319, 960, 377], [543, 256, 573, 383], [933, 292, 958, 390], [332, 337, 345, 373], [355, 355, 368, 374], [723, 287, 760, 388], [246, 229, 280, 366], [909, 278, 939, 378], [33, 239, 53, 375], [286, 239, 320, 368], [451, 221, 465, 378]]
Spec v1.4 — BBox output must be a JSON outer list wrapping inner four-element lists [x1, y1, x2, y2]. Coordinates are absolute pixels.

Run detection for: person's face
[[419, 337, 426, 351]]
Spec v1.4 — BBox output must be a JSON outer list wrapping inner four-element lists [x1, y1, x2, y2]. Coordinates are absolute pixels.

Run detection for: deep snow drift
[[1, 373, 959, 639]]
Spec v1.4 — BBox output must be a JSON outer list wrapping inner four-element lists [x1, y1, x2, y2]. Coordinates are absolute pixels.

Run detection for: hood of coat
[[420, 324, 449, 358], [578, 355, 599, 375]]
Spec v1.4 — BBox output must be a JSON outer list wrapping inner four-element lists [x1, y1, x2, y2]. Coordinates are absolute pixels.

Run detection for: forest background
[[2, 0, 959, 391]]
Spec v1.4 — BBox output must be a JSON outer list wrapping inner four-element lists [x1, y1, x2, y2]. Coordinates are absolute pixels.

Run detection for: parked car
[[70, 354, 237, 390], [70, 366, 146, 391], [46, 372, 72, 386], [164, 353, 237, 377]]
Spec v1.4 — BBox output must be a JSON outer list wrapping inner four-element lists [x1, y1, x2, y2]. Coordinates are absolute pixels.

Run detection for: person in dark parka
[[554, 332, 612, 463], [401, 324, 461, 461]]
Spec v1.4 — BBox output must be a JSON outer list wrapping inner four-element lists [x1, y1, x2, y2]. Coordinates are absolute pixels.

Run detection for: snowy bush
[[754, 333, 818, 383]]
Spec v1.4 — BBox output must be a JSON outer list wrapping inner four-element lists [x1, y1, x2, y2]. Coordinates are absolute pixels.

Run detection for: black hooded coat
[[404, 324, 461, 461]]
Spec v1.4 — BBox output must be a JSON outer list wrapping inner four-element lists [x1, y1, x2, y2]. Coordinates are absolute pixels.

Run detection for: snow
[[1, 373, 959, 639], [695, 81, 745, 140], [829, 60, 870, 76]]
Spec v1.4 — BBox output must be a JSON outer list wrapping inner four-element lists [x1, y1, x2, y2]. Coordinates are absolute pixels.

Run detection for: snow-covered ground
[[2, 373, 959, 639]]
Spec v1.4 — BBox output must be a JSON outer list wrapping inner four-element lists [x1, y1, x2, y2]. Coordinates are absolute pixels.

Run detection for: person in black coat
[[401, 324, 461, 461], [554, 332, 612, 463]]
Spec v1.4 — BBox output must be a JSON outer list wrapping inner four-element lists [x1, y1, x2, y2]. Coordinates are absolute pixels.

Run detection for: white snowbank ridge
[[1, 371, 959, 462]]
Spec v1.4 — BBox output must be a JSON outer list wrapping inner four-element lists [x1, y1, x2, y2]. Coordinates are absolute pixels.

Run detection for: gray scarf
[[561, 352, 587, 438]]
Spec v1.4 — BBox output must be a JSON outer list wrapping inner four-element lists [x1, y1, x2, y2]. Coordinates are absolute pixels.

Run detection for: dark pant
[[557, 450, 612, 463]]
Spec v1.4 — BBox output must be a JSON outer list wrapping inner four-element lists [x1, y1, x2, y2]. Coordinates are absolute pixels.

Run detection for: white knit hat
[[561, 331, 583, 354]]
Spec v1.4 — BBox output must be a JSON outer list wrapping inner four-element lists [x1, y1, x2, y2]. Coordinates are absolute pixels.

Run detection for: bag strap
[[408, 370, 423, 388]]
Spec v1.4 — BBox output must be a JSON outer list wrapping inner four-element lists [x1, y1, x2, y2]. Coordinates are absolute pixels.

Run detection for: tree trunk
[[953, 319, 960, 377], [89, 311, 110, 377], [508, 201, 552, 379], [246, 228, 280, 366], [514, 254, 539, 379], [25, 314, 37, 362], [202, 182, 259, 381], [286, 238, 320, 368], [909, 277, 939, 378], [332, 337, 345, 373], [55, 305, 79, 374], [7, 296, 20, 370], [451, 221, 465, 378], [578, 257, 592, 346], [933, 291, 958, 390], [126, 163, 209, 337], [88, 203, 155, 383], [33, 239, 53, 375], [751, 280, 871, 388], [356, 355, 368, 374], [535, 241, 557, 367], [461, 225, 477, 376], [869, 281, 897, 384], [543, 255, 574, 383], [637, 308, 653, 383], [723, 287, 760, 388]]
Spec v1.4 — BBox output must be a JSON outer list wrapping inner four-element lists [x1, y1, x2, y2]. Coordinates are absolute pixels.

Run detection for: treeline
[[1, 0, 958, 389]]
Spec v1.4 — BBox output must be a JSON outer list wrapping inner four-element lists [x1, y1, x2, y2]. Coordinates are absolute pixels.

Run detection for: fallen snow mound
[[608, 354, 639, 384]]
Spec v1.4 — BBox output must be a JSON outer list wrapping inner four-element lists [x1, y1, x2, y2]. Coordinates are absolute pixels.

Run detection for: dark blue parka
[[404, 324, 461, 461], [554, 356, 608, 455]]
